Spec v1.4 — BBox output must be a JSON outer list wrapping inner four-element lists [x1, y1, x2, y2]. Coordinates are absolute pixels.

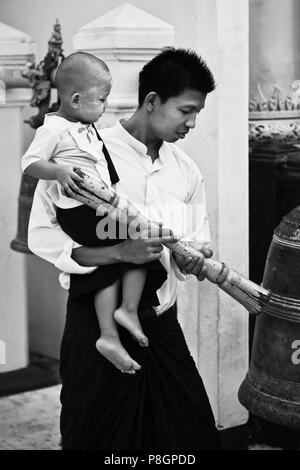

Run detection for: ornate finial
[[249, 84, 269, 112], [286, 80, 300, 111], [269, 84, 283, 111], [48, 19, 63, 55], [22, 20, 65, 129], [250, 81, 300, 113]]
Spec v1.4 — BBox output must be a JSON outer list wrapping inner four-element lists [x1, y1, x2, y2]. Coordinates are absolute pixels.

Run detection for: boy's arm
[[25, 159, 66, 179], [22, 125, 59, 173], [22, 124, 83, 194], [25, 159, 83, 194]]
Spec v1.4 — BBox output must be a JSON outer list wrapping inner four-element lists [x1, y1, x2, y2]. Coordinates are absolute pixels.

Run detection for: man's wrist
[[172, 252, 185, 270], [53, 165, 61, 180], [115, 241, 126, 263]]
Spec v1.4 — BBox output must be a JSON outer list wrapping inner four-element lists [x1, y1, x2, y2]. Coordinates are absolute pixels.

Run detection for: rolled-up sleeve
[[185, 163, 211, 247], [172, 162, 211, 281], [28, 180, 97, 289], [21, 126, 60, 173]]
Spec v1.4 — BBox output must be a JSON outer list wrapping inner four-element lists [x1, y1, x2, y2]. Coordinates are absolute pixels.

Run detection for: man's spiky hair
[[138, 47, 216, 105]]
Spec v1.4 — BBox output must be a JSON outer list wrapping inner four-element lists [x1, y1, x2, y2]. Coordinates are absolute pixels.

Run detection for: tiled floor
[[0, 386, 61, 450], [0, 385, 285, 450]]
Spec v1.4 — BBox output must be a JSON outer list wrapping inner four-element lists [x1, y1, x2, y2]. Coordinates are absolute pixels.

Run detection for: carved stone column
[[248, 0, 300, 346], [72, 3, 174, 127], [246, 2, 300, 444], [249, 0, 300, 144], [250, 0, 300, 103], [0, 22, 35, 372], [177, 0, 249, 443]]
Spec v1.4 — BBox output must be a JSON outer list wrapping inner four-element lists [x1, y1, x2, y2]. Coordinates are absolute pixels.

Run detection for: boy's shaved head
[[55, 52, 111, 98]]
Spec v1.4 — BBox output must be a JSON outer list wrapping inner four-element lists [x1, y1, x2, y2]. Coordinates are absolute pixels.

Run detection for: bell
[[10, 173, 38, 253], [238, 206, 300, 429]]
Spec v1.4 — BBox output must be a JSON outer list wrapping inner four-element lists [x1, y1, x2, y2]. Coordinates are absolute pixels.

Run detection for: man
[[28, 47, 219, 450]]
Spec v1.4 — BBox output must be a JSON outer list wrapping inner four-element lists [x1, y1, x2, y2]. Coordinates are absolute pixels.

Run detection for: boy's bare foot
[[114, 307, 149, 347], [96, 336, 141, 373]]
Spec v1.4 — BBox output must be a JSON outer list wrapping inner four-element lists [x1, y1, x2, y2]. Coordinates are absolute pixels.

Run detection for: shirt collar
[[115, 120, 167, 164], [44, 113, 72, 128], [115, 120, 147, 155], [44, 113, 94, 133]]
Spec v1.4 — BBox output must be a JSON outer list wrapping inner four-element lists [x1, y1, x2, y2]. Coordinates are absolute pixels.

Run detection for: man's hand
[[120, 234, 178, 264], [55, 165, 83, 196], [174, 245, 213, 281]]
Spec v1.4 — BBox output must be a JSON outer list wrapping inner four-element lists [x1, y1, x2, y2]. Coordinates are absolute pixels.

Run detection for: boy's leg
[[94, 281, 141, 374], [114, 269, 149, 347]]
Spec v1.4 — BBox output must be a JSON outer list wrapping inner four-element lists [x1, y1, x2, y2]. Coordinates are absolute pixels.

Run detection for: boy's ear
[[70, 92, 80, 108], [145, 92, 160, 112]]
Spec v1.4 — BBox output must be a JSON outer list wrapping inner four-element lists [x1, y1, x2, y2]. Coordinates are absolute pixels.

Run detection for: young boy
[[22, 52, 167, 374]]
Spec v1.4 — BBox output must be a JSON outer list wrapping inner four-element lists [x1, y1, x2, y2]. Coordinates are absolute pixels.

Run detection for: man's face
[[149, 89, 207, 142]]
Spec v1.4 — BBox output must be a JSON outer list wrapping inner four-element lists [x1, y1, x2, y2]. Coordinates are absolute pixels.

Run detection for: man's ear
[[70, 92, 80, 109], [144, 92, 160, 112]]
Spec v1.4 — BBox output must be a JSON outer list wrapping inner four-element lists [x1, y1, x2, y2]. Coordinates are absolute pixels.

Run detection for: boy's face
[[148, 88, 206, 143], [77, 78, 111, 124]]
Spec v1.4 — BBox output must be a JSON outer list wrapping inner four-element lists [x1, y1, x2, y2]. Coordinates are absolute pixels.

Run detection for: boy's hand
[[174, 246, 213, 281], [56, 166, 83, 196]]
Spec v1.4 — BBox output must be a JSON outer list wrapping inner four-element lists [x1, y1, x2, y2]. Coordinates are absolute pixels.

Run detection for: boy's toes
[[139, 335, 149, 347], [121, 360, 141, 374], [132, 360, 141, 371]]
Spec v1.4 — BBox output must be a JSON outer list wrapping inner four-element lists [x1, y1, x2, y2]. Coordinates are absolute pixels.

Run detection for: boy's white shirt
[[26, 118, 211, 315], [22, 114, 112, 208]]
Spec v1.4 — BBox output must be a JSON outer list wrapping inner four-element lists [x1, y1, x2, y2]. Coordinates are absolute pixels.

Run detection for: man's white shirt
[[28, 120, 211, 315]]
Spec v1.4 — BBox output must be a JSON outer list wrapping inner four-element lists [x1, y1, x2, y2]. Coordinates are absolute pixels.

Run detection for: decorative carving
[[11, 21, 64, 254], [250, 82, 300, 113], [249, 121, 300, 143], [249, 81, 300, 142], [22, 19, 64, 129]]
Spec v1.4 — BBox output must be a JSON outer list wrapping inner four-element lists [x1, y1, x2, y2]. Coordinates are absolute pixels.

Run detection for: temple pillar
[[242, 0, 300, 446], [0, 22, 34, 372], [250, 0, 300, 101], [248, 0, 300, 340], [177, 0, 249, 442], [249, 0, 300, 136]]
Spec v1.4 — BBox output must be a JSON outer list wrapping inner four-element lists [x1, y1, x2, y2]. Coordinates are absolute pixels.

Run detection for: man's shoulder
[[166, 142, 200, 173], [99, 125, 117, 140]]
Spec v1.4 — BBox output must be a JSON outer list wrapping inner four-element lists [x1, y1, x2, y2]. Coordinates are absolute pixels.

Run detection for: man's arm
[[29, 182, 175, 274], [28, 180, 97, 274], [72, 237, 173, 266]]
